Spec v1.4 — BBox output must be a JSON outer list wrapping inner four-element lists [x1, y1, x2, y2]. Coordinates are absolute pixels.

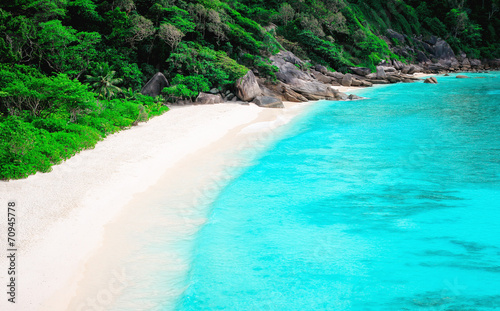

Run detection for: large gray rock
[[235, 70, 261, 101], [387, 75, 402, 83], [376, 66, 387, 79], [351, 79, 363, 87], [271, 54, 312, 84], [423, 35, 438, 45], [259, 81, 308, 102], [341, 73, 353, 87], [252, 95, 284, 108], [387, 29, 406, 44], [428, 63, 447, 71], [348, 94, 364, 100], [311, 70, 334, 84], [350, 67, 371, 76], [470, 59, 481, 67], [288, 81, 336, 100], [325, 71, 344, 79], [407, 65, 417, 74], [361, 80, 373, 87], [416, 50, 429, 62], [314, 64, 328, 74], [280, 51, 304, 65], [433, 39, 456, 59], [195, 92, 223, 105], [392, 60, 404, 70], [462, 58, 471, 68], [424, 77, 438, 84], [335, 92, 349, 100], [365, 73, 377, 79], [141, 72, 169, 97]]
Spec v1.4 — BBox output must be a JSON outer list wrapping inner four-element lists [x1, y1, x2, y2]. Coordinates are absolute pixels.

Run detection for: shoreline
[[0, 101, 311, 310], [0, 71, 445, 310]]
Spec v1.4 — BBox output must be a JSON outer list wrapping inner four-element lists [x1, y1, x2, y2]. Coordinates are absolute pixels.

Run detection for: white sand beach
[[0, 101, 311, 311]]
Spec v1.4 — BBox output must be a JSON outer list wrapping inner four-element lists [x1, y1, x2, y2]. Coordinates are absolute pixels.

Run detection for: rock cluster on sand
[[424, 77, 438, 84], [235, 71, 261, 102], [143, 32, 500, 108], [141, 72, 169, 97], [384, 29, 500, 73], [252, 95, 284, 108], [195, 93, 223, 105]]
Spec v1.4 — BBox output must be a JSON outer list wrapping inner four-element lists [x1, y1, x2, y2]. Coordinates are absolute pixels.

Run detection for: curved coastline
[[0, 101, 312, 310]]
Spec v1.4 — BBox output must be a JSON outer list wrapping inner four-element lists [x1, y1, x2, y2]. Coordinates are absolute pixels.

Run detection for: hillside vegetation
[[1, 0, 499, 179]]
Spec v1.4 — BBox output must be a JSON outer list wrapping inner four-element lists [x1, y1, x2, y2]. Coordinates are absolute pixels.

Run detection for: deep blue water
[[176, 73, 500, 310]]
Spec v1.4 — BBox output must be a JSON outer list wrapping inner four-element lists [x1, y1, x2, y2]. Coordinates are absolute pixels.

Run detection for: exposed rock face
[[392, 60, 405, 70], [462, 58, 471, 68], [384, 29, 465, 73], [376, 66, 387, 79], [325, 71, 344, 79], [288, 81, 337, 100], [416, 50, 429, 62], [280, 51, 304, 65], [271, 54, 313, 84], [252, 95, 284, 108], [470, 59, 481, 67], [424, 77, 438, 84], [314, 64, 328, 74], [141, 72, 169, 97], [386, 75, 402, 83], [195, 92, 223, 105], [433, 39, 456, 59], [351, 79, 363, 86], [456, 75, 469, 78], [311, 70, 334, 84], [387, 29, 406, 44], [383, 66, 397, 73], [335, 92, 349, 100], [348, 94, 364, 100], [350, 67, 371, 76], [259, 81, 308, 103], [236, 70, 261, 101], [361, 80, 373, 87], [341, 73, 353, 86]]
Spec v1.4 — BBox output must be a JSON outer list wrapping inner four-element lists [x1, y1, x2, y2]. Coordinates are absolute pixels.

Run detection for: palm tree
[[85, 63, 123, 99]]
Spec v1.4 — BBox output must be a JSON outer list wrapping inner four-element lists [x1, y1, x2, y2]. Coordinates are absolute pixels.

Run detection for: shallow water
[[176, 73, 500, 310]]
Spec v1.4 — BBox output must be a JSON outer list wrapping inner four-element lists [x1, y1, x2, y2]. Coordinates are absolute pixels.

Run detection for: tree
[[158, 23, 184, 50], [85, 63, 123, 99], [114, 0, 135, 13], [37, 20, 100, 78], [278, 3, 295, 26], [127, 15, 155, 47], [23, 0, 66, 21], [162, 74, 210, 101]]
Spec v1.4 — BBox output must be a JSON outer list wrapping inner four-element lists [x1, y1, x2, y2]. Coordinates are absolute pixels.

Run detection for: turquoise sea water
[[176, 73, 500, 310]]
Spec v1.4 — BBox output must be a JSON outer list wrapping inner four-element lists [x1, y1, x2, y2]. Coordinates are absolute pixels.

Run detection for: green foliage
[[0, 64, 168, 180], [297, 31, 354, 70], [166, 42, 247, 88], [1, 0, 499, 179], [37, 20, 101, 78], [85, 63, 123, 99], [240, 53, 278, 81], [163, 74, 211, 100], [0, 65, 95, 118]]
